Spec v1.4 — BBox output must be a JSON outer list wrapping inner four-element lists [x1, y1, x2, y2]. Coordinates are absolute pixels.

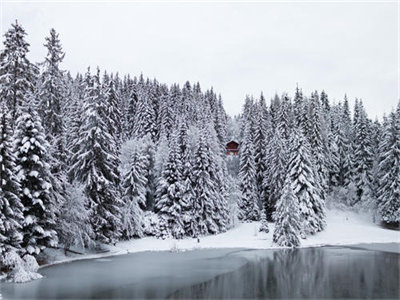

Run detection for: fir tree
[[14, 103, 58, 255], [191, 130, 222, 236], [377, 102, 400, 223], [38, 28, 67, 168], [154, 131, 185, 239], [103, 75, 122, 149], [264, 129, 287, 221], [69, 70, 123, 244], [307, 91, 328, 193], [259, 209, 269, 233], [254, 94, 269, 208], [0, 103, 24, 258], [121, 144, 146, 239], [286, 129, 326, 236], [0, 21, 38, 121], [273, 176, 301, 247], [352, 100, 374, 204], [238, 121, 259, 221]]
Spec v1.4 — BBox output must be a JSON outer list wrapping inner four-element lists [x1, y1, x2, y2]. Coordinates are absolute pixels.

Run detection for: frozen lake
[[1, 244, 399, 299]]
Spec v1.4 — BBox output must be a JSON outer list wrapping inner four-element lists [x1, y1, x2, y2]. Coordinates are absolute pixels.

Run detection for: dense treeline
[[0, 22, 231, 279], [237, 89, 400, 246], [0, 21, 399, 280]]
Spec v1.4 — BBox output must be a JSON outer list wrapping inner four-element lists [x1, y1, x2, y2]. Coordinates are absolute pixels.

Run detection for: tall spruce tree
[[264, 129, 287, 221], [14, 103, 58, 255], [154, 131, 185, 239], [286, 129, 326, 236], [273, 175, 301, 247], [190, 129, 224, 236], [0, 103, 24, 258], [69, 70, 123, 244], [352, 100, 374, 204], [0, 21, 37, 121], [238, 121, 259, 221], [377, 103, 400, 223], [121, 144, 146, 239], [38, 29, 66, 166]]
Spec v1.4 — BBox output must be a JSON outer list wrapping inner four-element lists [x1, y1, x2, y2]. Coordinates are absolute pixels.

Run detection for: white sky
[[1, 0, 399, 118]]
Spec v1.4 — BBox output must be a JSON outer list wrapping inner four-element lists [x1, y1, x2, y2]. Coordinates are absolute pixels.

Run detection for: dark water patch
[[169, 247, 399, 299]]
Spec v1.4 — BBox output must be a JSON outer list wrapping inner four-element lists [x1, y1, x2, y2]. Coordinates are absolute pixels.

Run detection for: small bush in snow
[[142, 211, 160, 236], [3, 250, 42, 283]]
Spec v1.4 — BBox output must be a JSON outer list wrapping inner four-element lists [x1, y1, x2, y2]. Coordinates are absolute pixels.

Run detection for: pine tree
[[133, 88, 157, 141], [259, 209, 269, 233], [0, 103, 24, 258], [0, 21, 38, 121], [103, 74, 122, 149], [273, 176, 301, 247], [377, 102, 400, 223], [254, 94, 268, 209], [275, 94, 293, 141], [37, 29, 67, 168], [191, 130, 222, 236], [14, 103, 58, 255], [140, 134, 156, 211], [352, 100, 374, 204], [286, 129, 326, 236], [157, 84, 174, 140], [121, 144, 146, 239], [69, 70, 123, 244], [154, 131, 185, 239], [307, 91, 328, 193], [238, 121, 259, 221], [264, 129, 287, 221]]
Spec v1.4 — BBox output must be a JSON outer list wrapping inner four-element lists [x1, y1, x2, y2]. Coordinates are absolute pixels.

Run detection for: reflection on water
[[171, 247, 400, 299], [1, 246, 399, 299]]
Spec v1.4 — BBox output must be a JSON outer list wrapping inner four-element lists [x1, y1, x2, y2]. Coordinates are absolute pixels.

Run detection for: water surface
[[1, 244, 399, 299]]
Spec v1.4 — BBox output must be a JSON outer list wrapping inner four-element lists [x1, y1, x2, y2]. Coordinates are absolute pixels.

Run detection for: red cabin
[[226, 141, 239, 156]]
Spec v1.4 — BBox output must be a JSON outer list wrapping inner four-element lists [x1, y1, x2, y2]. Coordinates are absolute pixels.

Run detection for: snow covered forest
[[0, 21, 399, 281]]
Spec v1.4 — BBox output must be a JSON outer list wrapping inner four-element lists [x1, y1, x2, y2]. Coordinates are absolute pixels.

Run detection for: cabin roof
[[226, 140, 239, 145]]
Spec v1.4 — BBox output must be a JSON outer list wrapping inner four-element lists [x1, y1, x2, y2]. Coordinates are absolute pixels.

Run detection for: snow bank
[[40, 209, 399, 269], [116, 209, 399, 253]]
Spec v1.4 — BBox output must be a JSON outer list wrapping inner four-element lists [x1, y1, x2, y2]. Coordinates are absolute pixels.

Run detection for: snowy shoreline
[[39, 208, 400, 270]]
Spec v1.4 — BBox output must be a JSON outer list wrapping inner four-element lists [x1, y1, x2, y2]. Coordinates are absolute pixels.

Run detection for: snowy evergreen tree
[[154, 131, 185, 239], [286, 129, 326, 236], [273, 176, 301, 247], [238, 121, 259, 221], [377, 102, 400, 224], [307, 91, 328, 193], [259, 209, 269, 233], [190, 130, 224, 236], [37, 29, 67, 170], [0, 103, 24, 259], [14, 103, 58, 255], [253, 94, 269, 208], [121, 143, 146, 239], [133, 88, 157, 141], [102, 74, 122, 149], [157, 84, 174, 140], [264, 129, 288, 221], [0, 21, 37, 121], [69, 70, 123, 244], [352, 100, 374, 205]]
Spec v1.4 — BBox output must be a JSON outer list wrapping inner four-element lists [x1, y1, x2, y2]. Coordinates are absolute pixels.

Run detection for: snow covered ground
[[41, 208, 399, 268]]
